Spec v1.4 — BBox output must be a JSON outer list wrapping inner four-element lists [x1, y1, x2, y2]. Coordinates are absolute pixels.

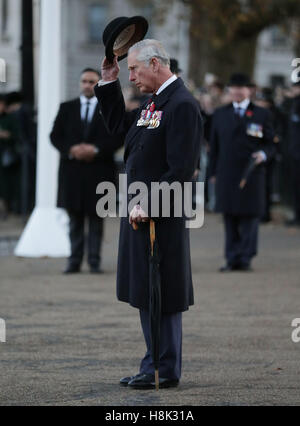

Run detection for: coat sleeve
[[50, 103, 71, 159], [207, 112, 219, 178], [94, 80, 137, 135], [92, 110, 125, 159], [94, 132, 124, 160]]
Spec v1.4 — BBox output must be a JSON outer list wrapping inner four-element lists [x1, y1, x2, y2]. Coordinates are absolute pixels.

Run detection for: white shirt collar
[[80, 95, 97, 104], [233, 98, 250, 110], [155, 75, 178, 96]]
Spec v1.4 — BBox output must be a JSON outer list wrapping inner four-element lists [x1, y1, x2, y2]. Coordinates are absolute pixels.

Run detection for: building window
[[88, 4, 107, 43]]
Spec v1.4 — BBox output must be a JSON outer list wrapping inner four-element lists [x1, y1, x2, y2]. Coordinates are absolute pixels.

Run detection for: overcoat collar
[[153, 77, 184, 110], [227, 101, 256, 131]]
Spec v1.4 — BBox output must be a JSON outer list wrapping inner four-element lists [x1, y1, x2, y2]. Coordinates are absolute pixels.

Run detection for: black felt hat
[[228, 73, 252, 87], [102, 16, 149, 63]]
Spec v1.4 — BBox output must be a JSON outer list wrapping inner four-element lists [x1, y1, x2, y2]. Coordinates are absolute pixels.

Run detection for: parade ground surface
[[0, 213, 300, 406]]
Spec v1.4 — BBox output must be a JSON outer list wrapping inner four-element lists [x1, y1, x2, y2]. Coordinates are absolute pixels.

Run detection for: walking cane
[[132, 218, 161, 391]]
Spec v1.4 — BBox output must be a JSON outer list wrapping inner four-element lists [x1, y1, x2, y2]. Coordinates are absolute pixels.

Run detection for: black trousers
[[223, 214, 260, 267], [68, 211, 104, 267], [139, 309, 182, 381]]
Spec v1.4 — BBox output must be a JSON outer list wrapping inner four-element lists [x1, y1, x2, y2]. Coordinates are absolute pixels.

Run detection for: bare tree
[[187, 0, 300, 85]]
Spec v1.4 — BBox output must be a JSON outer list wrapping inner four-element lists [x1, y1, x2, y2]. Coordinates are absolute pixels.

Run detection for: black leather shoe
[[64, 265, 81, 274], [90, 266, 104, 274], [219, 264, 238, 272], [237, 264, 253, 272], [128, 374, 179, 390], [120, 373, 142, 387]]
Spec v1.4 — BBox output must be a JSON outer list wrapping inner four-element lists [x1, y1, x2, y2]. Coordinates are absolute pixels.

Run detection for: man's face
[[80, 71, 99, 98], [128, 50, 156, 94], [229, 86, 251, 103]]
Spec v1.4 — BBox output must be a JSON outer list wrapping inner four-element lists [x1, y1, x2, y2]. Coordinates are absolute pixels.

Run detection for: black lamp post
[[21, 0, 34, 106]]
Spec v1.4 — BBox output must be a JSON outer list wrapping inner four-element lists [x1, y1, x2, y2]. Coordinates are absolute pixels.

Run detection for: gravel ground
[[0, 213, 300, 406]]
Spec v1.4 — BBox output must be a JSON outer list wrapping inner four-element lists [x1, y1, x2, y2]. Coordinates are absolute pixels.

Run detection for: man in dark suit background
[[286, 81, 300, 227], [50, 68, 123, 274], [208, 73, 275, 272]]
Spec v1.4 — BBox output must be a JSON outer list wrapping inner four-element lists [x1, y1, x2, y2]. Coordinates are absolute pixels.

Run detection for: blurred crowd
[[124, 62, 300, 225], [0, 92, 36, 220], [1, 63, 300, 225]]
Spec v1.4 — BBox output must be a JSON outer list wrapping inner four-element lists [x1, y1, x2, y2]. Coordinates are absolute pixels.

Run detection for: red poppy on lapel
[[150, 103, 156, 113], [246, 110, 253, 118]]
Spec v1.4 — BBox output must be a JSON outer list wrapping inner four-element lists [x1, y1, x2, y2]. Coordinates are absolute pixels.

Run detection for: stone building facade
[[0, 0, 297, 102]]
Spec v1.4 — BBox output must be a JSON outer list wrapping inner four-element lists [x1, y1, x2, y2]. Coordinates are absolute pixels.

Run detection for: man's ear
[[151, 57, 160, 73]]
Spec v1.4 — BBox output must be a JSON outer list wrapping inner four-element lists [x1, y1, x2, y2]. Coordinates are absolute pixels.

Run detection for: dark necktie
[[83, 101, 90, 140], [235, 107, 243, 118]]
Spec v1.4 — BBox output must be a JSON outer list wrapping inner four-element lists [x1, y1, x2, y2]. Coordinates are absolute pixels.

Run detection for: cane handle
[[150, 219, 155, 256]]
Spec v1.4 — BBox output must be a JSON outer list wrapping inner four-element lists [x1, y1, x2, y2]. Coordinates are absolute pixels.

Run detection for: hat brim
[[105, 16, 148, 63]]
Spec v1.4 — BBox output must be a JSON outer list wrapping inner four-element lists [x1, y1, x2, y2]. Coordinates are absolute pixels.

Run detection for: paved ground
[[0, 212, 300, 406]]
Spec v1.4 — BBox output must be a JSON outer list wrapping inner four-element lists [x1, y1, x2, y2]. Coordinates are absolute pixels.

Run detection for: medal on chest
[[137, 100, 163, 129], [246, 122, 263, 138]]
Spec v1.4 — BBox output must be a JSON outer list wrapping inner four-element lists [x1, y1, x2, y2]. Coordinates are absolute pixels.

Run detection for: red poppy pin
[[246, 110, 253, 118], [150, 103, 156, 113]]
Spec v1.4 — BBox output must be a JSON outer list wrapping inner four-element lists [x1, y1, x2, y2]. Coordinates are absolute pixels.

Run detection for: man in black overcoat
[[50, 68, 123, 274], [94, 40, 202, 389], [286, 82, 300, 227], [208, 73, 275, 272]]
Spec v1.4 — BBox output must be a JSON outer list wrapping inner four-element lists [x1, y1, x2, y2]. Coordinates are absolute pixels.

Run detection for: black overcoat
[[50, 98, 123, 215], [208, 103, 275, 217], [288, 95, 300, 160], [94, 78, 203, 313]]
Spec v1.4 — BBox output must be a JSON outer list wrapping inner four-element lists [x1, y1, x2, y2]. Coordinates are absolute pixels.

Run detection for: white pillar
[[15, 0, 70, 258]]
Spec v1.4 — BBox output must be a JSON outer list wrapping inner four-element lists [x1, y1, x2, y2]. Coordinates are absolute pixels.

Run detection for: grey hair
[[128, 39, 170, 67]]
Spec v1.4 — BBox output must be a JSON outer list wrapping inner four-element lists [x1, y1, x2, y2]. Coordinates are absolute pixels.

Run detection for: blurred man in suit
[[208, 73, 275, 272], [286, 82, 300, 227], [51, 68, 123, 274]]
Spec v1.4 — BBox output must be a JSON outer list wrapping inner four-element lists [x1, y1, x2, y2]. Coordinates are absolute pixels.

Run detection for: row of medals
[[247, 123, 263, 138], [137, 101, 160, 129]]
